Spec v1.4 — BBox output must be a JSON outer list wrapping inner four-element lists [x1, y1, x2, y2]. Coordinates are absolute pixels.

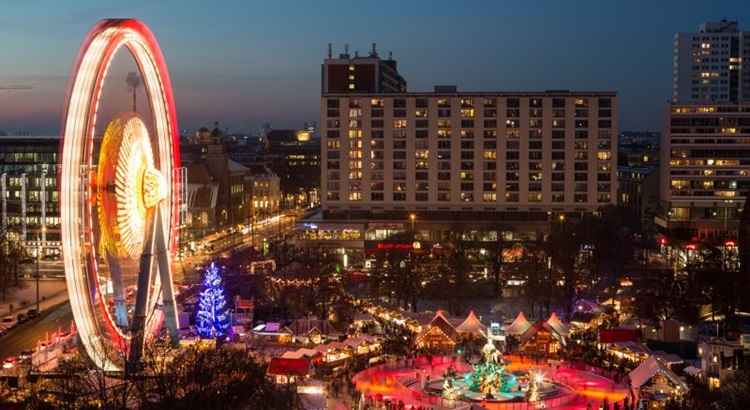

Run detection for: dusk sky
[[1, 0, 750, 135]]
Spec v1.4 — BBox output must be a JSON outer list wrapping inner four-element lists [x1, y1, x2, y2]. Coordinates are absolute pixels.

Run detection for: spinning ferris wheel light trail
[[59, 19, 181, 372]]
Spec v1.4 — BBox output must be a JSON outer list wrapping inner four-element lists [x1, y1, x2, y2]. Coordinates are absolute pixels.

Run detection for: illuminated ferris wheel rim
[[60, 19, 180, 371]]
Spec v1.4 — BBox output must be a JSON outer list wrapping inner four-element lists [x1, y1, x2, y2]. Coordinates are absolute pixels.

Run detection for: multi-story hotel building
[[659, 103, 750, 240], [300, 50, 619, 258], [673, 20, 750, 103], [321, 90, 617, 214]]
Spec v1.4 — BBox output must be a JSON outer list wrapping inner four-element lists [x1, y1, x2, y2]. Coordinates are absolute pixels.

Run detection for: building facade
[[181, 133, 281, 254], [658, 103, 750, 240], [673, 20, 750, 103], [321, 91, 618, 214], [322, 44, 406, 94], [618, 165, 659, 228], [303, 90, 618, 260], [265, 127, 320, 209], [0, 136, 60, 257]]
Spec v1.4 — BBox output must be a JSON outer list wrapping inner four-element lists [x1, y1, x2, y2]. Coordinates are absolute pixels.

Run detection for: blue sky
[[1, 0, 749, 134]]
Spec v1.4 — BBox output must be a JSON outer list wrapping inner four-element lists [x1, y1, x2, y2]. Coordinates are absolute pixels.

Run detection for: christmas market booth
[[267, 357, 312, 384], [629, 356, 689, 408], [415, 311, 459, 352], [518, 320, 566, 356]]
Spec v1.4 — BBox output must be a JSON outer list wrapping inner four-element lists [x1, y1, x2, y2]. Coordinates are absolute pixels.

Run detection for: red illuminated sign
[[376, 243, 413, 250]]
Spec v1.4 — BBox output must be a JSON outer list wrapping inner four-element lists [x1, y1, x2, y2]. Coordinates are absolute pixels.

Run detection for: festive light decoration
[[464, 337, 517, 398], [268, 276, 321, 287], [98, 113, 165, 258], [196, 263, 231, 339], [60, 18, 180, 371], [526, 370, 544, 404], [441, 366, 462, 400]]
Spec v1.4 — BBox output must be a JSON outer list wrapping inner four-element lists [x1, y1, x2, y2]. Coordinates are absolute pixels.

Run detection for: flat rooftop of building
[[323, 89, 616, 98], [302, 209, 557, 224]]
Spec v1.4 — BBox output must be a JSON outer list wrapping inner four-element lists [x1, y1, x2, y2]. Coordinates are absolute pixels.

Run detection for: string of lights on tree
[[196, 262, 231, 339]]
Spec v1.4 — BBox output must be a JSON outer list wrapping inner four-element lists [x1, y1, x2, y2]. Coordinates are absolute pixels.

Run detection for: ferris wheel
[[59, 19, 181, 372]]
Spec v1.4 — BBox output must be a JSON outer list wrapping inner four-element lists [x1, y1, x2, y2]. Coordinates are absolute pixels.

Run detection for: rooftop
[[323, 89, 616, 97]]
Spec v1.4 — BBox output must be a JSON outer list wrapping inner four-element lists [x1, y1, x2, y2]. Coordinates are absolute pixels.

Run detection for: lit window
[[461, 108, 475, 118]]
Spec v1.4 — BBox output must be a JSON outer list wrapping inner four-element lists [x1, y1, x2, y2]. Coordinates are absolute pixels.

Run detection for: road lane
[[0, 302, 73, 359]]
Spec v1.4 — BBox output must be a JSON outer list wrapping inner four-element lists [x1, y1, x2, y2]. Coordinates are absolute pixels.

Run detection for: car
[[17, 350, 33, 361], [2, 357, 16, 369], [0, 316, 17, 330], [16, 312, 27, 323], [26, 309, 38, 319]]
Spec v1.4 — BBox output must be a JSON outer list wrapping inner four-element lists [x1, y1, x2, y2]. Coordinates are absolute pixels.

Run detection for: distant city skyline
[[1, 0, 750, 134]]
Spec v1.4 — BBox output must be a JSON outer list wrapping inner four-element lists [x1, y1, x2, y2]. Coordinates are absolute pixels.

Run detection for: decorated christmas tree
[[196, 262, 231, 339]]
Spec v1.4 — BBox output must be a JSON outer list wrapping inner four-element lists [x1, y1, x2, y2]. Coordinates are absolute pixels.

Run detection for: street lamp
[[409, 213, 416, 232]]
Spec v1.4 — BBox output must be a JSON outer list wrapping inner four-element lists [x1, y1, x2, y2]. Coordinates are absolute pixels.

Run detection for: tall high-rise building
[[659, 103, 750, 241], [661, 21, 750, 241], [673, 20, 750, 103]]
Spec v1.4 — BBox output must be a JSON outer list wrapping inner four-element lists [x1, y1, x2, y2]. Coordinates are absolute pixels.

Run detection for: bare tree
[[18, 339, 297, 410], [0, 227, 26, 303]]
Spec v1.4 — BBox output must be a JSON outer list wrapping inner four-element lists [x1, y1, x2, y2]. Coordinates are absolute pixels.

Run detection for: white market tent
[[455, 310, 486, 337], [505, 312, 532, 336], [683, 366, 702, 377], [546, 312, 570, 337], [629, 356, 689, 394]]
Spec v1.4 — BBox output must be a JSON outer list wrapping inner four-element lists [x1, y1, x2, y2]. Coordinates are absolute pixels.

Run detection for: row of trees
[[364, 230, 492, 315], [360, 205, 641, 318], [8, 343, 296, 410], [0, 226, 27, 303], [352, 201, 750, 330]]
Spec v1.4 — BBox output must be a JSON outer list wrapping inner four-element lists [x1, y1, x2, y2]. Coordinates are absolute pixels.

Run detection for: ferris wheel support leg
[[154, 206, 180, 346], [105, 252, 129, 329], [127, 210, 157, 373]]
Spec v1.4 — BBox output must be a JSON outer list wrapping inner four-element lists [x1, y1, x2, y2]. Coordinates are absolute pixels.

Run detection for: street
[[0, 211, 301, 360], [0, 302, 72, 359], [176, 210, 300, 283]]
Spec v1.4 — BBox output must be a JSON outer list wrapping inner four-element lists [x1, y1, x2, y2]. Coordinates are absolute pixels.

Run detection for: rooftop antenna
[[126, 72, 141, 112], [327, 43, 332, 58]]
